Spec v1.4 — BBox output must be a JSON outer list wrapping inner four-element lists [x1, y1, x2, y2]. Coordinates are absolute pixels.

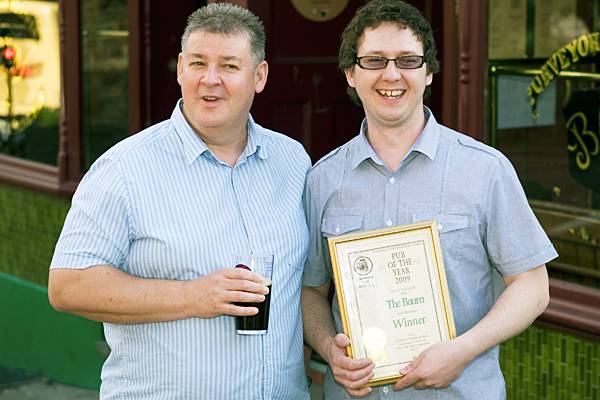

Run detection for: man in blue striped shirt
[[49, 4, 310, 399]]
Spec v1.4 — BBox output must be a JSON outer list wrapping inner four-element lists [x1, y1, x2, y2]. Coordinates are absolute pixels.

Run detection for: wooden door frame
[[128, 0, 152, 134], [441, 0, 487, 139]]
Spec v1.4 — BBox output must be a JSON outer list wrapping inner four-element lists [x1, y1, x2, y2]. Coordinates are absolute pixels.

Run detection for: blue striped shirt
[[51, 101, 311, 399]]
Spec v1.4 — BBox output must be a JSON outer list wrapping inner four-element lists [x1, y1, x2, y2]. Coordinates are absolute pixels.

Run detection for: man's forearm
[[49, 265, 192, 324], [301, 285, 337, 363], [454, 265, 549, 362]]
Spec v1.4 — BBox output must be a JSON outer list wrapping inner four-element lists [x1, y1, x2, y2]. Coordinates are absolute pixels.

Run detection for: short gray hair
[[181, 3, 265, 64]]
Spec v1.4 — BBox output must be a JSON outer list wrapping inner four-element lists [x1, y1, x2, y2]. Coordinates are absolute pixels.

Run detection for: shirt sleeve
[[302, 167, 332, 287], [50, 157, 132, 270], [484, 156, 558, 276]]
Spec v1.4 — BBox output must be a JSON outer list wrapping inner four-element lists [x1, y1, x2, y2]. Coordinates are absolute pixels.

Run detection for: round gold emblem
[[290, 0, 350, 22]]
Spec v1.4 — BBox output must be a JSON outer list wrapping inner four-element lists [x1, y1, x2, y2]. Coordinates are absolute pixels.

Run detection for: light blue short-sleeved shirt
[[303, 108, 557, 400], [51, 101, 311, 399]]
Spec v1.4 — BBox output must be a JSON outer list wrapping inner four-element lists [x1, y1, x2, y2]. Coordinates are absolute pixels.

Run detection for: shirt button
[[335, 226, 341, 233], [437, 223, 444, 231], [389, 177, 395, 184], [382, 386, 390, 394], [386, 219, 393, 227]]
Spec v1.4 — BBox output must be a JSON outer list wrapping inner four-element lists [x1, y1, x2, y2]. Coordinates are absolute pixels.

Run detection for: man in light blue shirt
[[49, 4, 310, 399], [301, 1, 557, 399]]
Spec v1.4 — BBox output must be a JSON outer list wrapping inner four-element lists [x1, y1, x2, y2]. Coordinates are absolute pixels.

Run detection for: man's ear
[[176, 53, 184, 86], [345, 67, 356, 88], [254, 60, 269, 94]]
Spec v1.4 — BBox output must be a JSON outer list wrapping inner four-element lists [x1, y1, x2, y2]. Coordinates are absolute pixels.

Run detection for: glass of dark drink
[[234, 254, 274, 335]]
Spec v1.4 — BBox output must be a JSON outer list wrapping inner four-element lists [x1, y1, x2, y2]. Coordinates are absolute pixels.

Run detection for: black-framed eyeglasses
[[356, 55, 425, 70]]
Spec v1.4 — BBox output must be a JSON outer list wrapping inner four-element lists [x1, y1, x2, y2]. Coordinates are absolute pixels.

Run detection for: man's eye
[[190, 61, 205, 67], [224, 64, 240, 70], [365, 57, 385, 65], [401, 56, 419, 63]]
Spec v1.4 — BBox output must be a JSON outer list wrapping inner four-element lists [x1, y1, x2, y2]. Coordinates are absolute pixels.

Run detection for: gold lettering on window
[[566, 112, 599, 170]]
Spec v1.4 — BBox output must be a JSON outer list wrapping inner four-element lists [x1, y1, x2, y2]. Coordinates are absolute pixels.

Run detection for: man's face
[[177, 30, 268, 136], [345, 23, 432, 132]]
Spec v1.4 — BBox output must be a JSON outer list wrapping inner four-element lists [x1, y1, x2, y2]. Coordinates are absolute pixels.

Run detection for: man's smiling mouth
[[376, 89, 405, 99]]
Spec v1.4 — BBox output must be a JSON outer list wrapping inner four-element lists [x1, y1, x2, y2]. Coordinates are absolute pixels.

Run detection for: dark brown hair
[[339, 0, 439, 103]]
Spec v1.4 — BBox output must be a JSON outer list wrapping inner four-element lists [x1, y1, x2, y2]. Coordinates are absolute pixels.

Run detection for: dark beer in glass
[[234, 255, 273, 335]]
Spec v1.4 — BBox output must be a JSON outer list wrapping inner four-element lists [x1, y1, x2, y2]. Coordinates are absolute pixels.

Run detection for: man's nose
[[200, 65, 221, 85], [382, 61, 402, 80]]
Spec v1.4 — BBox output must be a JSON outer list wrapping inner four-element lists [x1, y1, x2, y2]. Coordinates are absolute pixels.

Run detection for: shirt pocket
[[321, 213, 364, 238], [412, 212, 469, 269]]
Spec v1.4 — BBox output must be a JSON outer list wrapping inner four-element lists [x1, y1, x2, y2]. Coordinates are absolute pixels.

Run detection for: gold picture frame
[[328, 221, 456, 387]]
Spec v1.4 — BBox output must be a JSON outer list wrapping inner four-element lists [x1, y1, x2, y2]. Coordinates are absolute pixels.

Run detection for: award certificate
[[328, 221, 456, 387]]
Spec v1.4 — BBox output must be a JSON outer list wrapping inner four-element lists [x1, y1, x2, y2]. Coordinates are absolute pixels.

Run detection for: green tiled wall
[[501, 325, 600, 400], [0, 183, 69, 286], [0, 183, 103, 389]]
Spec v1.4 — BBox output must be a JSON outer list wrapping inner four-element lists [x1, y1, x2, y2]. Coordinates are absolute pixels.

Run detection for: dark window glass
[[81, 0, 129, 169]]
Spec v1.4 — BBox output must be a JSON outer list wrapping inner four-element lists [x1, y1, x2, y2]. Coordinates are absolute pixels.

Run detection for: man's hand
[[393, 339, 470, 391], [301, 285, 373, 397], [190, 268, 270, 318], [326, 333, 374, 398]]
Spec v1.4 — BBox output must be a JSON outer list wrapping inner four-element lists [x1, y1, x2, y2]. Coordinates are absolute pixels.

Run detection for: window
[[488, 0, 600, 289], [0, 0, 134, 194], [488, 0, 600, 337]]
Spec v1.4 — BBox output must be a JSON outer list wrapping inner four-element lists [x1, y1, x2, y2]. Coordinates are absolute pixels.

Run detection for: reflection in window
[[81, 0, 128, 170], [489, 2, 600, 288], [496, 77, 600, 212], [0, 0, 60, 165], [495, 75, 600, 288]]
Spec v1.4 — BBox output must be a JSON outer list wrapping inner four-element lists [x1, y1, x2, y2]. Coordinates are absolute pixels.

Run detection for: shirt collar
[[239, 116, 269, 163], [349, 119, 383, 169], [349, 106, 440, 170], [171, 99, 269, 165], [412, 107, 440, 161]]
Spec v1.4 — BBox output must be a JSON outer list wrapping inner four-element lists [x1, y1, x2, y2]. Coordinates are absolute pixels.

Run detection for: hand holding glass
[[233, 254, 273, 335]]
